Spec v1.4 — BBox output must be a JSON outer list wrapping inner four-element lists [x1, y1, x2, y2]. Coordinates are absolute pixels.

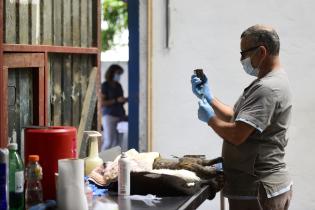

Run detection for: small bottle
[[8, 135, 24, 210], [118, 152, 130, 196], [194, 69, 207, 85], [25, 155, 43, 209]]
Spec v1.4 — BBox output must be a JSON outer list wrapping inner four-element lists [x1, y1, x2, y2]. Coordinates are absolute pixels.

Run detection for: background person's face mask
[[113, 74, 121, 82], [241, 57, 259, 77]]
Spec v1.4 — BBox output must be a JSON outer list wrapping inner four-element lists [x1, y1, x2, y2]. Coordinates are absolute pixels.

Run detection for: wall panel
[[49, 54, 95, 127], [4, 0, 16, 43], [4, 0, 96, 47]]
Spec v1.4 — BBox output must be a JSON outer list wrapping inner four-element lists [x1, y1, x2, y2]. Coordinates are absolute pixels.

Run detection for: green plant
[[102, 0, 128, 51]]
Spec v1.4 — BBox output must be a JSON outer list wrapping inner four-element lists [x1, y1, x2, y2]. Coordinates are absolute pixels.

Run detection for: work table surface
[[92, 185, 212, 210]]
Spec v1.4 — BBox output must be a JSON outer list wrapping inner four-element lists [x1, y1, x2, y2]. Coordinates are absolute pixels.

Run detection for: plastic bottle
[[84, 132, 103, 176], [118, 152, 130, 196], [0, 148, 9, 210], [25, 155, 43, 209], [8, 134, 24, 210]]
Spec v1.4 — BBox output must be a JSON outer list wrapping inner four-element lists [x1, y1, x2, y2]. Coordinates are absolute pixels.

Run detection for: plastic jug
[[84, 132, 103, 176]]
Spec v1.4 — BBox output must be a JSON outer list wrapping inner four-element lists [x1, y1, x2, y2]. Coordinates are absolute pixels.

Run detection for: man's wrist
[[207, 115, 216, 125], [206, 96, 214, 105]]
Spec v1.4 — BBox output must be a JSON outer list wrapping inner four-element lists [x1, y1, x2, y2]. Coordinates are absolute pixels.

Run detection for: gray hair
[[241, 25, 280, 56]]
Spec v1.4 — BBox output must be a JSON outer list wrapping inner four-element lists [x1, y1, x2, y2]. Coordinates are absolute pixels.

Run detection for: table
[[92, 185, 213, 210]]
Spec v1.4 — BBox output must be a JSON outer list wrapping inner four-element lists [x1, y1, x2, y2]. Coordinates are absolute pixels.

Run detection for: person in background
[[191, 25, 292, 210], [101, 64, 128, 151]]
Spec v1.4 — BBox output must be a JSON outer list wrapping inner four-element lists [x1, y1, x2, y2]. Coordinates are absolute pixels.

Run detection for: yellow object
[[84, 132, 103, 176]]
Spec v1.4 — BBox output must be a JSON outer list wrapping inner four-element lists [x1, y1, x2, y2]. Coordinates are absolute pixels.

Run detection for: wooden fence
[[4, 0, 97, 47], [1, 0, 100, 148], [48, 54, 95, 127]]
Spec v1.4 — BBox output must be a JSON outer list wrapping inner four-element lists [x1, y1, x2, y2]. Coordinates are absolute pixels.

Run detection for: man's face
[[240, 37, 255, 59], [240, 37, 261, 68]]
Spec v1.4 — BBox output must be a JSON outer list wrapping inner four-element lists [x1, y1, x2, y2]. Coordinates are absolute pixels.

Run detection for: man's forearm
[[211, 98, 234, 122], [207, 116, 253, 145]]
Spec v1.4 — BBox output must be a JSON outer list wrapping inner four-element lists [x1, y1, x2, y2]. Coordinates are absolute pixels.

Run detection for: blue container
[[0, 148, 9, 210]]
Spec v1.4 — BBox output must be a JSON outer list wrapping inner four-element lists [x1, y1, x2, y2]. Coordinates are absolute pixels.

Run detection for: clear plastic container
[[25, 155, 43, 209]]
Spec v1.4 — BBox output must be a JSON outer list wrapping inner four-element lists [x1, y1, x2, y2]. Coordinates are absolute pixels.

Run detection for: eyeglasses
[[240, 45, 261, 58]]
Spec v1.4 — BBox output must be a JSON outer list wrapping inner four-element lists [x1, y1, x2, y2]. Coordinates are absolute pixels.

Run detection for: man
[[191, 25, 292, 210]]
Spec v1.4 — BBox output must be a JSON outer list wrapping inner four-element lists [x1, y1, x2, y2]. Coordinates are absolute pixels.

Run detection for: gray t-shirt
[[222, 69, 292, 198]]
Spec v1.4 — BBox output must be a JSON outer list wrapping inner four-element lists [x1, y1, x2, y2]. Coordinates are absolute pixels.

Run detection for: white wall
[[147, 0, 315, 209]]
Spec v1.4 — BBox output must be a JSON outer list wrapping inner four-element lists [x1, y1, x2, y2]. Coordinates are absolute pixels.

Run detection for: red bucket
[[24, 126, 77, 200]]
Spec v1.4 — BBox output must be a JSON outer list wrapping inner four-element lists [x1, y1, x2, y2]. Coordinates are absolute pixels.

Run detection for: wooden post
[[18, 0, 29, 44], [31, 0, 40, 44], [51, 55, 62, 125], [87, 0, 93, 47], [45, 52, 49, 125], [0, 0, 5, 147], [80, 0, 88, 48], [96, 0, 102, 132], [53, 0, 62, 45], [72, 0, 80, 46], [38, 67, 45, 126], [77, 67, 97, 157], [42, 0, 53, 45], [0, 68, 8, 148], [72, 55, 81, 128], [62, 55, 72, 125], [63, 0, 71, 46], [147, 0, 153, 152], [4, 0, 16, 43]]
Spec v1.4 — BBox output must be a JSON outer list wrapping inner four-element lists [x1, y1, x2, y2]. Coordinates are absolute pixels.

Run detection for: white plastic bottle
[[118, 152, 130, 196]]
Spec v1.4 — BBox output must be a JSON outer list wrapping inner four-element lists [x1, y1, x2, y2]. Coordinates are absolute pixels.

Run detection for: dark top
[[101, 81, 126, 118], [222, 69, 292, 198]]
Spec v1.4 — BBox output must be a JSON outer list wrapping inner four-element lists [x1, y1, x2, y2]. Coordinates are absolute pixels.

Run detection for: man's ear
[[259, 45, 267, 57]]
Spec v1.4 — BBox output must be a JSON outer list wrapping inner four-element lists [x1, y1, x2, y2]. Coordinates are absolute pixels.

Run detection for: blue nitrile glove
[[29, 200, 56, 210], [198, 98, 215, 123], [191, 74, 213, 103]]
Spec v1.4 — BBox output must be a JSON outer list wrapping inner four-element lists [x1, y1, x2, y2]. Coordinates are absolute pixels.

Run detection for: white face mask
[[113, 74, 121, 82], [241, 57, 259, 77]]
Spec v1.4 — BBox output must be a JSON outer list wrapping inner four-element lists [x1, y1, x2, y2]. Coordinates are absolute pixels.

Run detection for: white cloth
[[116, 121, 128, 133]]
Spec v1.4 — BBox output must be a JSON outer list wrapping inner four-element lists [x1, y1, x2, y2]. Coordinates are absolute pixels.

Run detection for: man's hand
[[191, 75, 213, 103], [198, 98, 215, 123]]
